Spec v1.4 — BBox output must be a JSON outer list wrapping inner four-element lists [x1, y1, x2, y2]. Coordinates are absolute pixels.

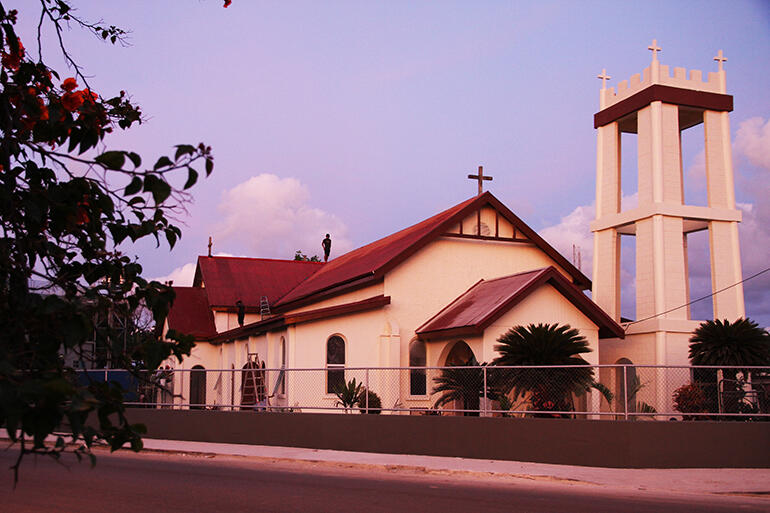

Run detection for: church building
[[164, 43, 745, 415]]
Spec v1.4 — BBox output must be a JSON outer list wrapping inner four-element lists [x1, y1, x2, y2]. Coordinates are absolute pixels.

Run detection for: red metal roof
[[274, 195, 482, 308], [166, 287, 217, 339], [194, 256, 323, 308], [275, 192, 591, 309], [416, 267, 623, 339]]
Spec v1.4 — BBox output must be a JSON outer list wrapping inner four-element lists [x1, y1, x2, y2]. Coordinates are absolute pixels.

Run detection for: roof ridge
[[275, 194, 484, 307], [197, 255, 325, 265], [479, 267, 551, 284]]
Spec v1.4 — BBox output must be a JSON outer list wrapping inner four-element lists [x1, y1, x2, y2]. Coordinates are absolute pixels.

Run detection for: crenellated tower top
[[598, 40, 728, 111]]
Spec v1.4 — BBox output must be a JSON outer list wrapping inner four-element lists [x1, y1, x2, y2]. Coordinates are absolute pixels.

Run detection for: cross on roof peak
[[467, 166, 493, 196], [714, 49, 727, 71], [648, 39, 662, 61], [597, 68, 611, 89]]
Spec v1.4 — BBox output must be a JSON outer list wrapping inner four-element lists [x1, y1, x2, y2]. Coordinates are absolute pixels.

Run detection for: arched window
[[190, 365, 206, 409], [615, 358, 637, 415], [326, 335, 345, 394], [409, 339, 427, 396]]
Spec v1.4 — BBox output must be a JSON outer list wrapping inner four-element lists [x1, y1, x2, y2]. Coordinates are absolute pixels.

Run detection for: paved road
[[1, 449, 767, 512]]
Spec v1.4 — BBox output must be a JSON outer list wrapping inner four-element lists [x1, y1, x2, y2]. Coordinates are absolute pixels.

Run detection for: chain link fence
[[78, 365, 770, 419]]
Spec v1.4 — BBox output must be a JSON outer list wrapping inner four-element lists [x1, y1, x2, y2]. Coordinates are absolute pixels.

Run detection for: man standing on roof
[[236, 299, 245, 327], [322, 234, 331, 262]]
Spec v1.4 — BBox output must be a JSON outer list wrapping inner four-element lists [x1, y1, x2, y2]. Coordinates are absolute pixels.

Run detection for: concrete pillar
[[592, 229, 621, 321], [709, 220, 745, 320], [592, 121, 622, 321], [704, 111, 735, 209], [638, 102, 682, 206], [596, 123, 621, 217]]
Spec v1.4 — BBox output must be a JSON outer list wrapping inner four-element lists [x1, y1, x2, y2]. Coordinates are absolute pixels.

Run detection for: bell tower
[[591, 41, 744, 365]]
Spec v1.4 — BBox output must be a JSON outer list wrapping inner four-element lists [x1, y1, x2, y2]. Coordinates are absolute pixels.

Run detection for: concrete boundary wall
[[127, 410, 770, 469]]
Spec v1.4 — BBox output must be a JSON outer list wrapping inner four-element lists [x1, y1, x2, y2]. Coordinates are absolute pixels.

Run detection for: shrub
[[673, 383, 709, 420], [359, 389, 382, 414]]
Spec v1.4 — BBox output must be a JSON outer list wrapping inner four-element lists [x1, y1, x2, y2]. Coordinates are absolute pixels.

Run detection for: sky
[[14, 0, 770, 326]]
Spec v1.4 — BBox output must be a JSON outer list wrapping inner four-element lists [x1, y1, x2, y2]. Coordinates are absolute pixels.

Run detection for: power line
[[624, 266, 770, 330]]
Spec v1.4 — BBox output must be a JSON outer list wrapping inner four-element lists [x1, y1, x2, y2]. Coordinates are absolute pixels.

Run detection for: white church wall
[[482, 284, 601, 364], [384, 236, 575, 368], [289, 308, 386, 412]]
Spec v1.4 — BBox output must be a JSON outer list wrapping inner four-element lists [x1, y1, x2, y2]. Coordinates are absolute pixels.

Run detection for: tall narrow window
[[409, 339, 427, 396], [190, 365, 206, 409], [326, 335, 345, 394], [279, 336, 286, 395]]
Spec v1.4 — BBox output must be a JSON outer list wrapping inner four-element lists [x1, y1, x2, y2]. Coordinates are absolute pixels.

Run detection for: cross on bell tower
[[467, 166, 493, 196]]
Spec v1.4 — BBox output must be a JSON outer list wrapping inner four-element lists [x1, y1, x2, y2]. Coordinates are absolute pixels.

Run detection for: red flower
[[61, 91, 84, 112], [37, 98, 49, 121], [62, 77, 78, 92], [76, 196, 91, 225], [2, 38, 24, 70], [80, 89, 98, 103], [224, 0, 232, 7]]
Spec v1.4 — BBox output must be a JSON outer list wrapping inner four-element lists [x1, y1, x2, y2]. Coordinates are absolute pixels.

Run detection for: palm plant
[[333, 378, 363, 413], [689, 318, 769, 369], [492, 323, 611, 417], [432, 358, 497, 416], [689, 318, 769, 416]]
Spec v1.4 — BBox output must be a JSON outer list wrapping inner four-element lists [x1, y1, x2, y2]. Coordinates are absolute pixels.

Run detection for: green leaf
[[124, 177, 142, 196], [151, 179, 171, 205], [174, 144, 195, 160], [165, 228, 177, 249], [205, 157, 214, 176], [95, 151, 126, 170], [183, 168, 198, 190], [153, 156, 173, 171], [127, 152, 141, 168]]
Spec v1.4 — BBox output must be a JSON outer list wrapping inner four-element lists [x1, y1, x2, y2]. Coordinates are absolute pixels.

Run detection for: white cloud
[[735, 117, 770, 170], [539, 193, 638, 282], [152, 262, 197, 287], [152, 252, 235, 287], [539, 203, 595, 278], [214, 174, 352, 260]]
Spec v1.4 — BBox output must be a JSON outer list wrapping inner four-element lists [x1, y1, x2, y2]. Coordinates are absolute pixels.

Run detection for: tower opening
[[620, 131, 639, 211], [681, 118, 708, 207], [686, 229, 713, 320]]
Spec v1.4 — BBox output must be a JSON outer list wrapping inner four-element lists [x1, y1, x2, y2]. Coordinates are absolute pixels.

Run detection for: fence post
[[623, 365, 629, 420], [365, 368, 370, 412], [483, 365, 488, 417]]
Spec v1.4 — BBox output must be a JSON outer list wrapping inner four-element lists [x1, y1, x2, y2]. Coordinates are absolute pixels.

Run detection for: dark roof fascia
[[284, 295, 391, 325], [416, 325, 481, 341], [483, 195, 592, 289], [210, 295, 391, 344], [594, 84, 733, 129], [210, 316, 287, 344]]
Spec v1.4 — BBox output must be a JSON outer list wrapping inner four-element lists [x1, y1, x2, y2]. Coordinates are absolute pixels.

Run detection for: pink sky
[[14, 0, 770, 325]]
